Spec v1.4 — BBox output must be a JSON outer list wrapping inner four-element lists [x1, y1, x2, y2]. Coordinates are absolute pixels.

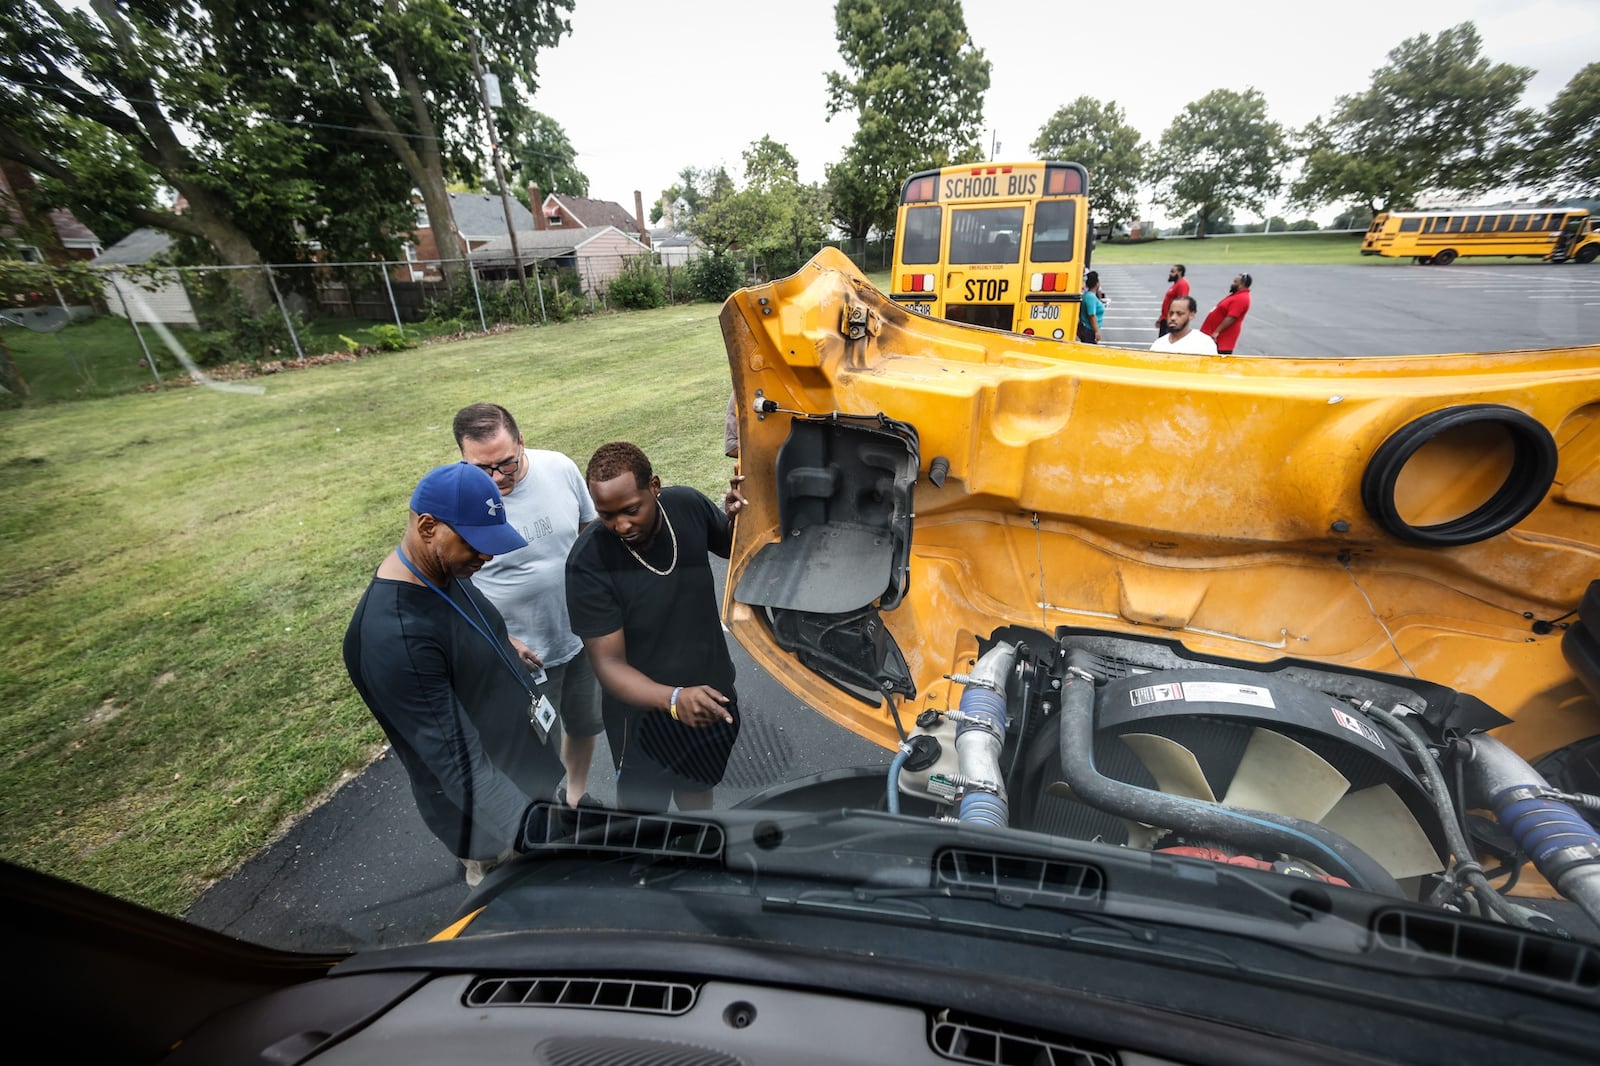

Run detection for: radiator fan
[[1048, 668, 1446, 884]]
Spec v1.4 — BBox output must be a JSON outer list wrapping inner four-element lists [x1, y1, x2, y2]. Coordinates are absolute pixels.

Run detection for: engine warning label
[[1128, 681, 1277, 708], [1330, 707, 1386, 749]]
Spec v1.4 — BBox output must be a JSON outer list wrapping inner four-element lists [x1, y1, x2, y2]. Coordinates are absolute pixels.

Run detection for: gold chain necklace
[[624, 500, 677, 576]]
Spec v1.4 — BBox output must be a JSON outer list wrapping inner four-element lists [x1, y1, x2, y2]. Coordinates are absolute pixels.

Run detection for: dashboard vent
[[935, 848, 1104, 903], [527, 805, 725, 860], [1371, 909, 1600, 989], [466, 976, 698, 1015], [534, 1037, 742, 1066], [930, 1012, 1116, 1066]]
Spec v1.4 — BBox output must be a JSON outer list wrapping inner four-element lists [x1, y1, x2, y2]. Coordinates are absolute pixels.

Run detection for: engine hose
[[1465, 735, 1600, 930], [886, 745, 910, 815], [954, 643, 1017, 829], [1375, 710, 1535, 929], [1056, 664, 1402, 897]]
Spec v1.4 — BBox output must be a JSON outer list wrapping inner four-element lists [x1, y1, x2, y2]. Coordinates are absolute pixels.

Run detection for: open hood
[[719, 248, 1600, 766]]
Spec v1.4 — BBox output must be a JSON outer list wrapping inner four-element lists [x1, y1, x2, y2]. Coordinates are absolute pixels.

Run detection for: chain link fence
[[2, 239, 896, 403]]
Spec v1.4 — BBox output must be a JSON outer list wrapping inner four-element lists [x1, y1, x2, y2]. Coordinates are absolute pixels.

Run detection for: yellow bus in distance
[[890, 160, 1090, 338], [1361, 206, 1598, 265]]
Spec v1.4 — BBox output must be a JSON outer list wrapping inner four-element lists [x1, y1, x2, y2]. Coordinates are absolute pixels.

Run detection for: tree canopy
[[510, 110, 588, 200], [226, 0, 573, 287], [1523, 61, 1600, 200], [824, 0, 990, 239], [652, 165, 733, 229], [1290, 22, 1533, 213], [1030, 97, 1146, 236], [689, 136, 828, 274], [1150, 88, 1289, 238], [0, 0, 312, 314]]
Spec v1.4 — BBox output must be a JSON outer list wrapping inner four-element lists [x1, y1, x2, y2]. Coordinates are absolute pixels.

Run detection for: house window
[[404, 242, 423, 282], [547, 214, 562, 227]]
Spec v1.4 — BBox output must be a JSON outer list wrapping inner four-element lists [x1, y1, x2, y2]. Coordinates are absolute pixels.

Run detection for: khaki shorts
[[544, 648, 604, 739]]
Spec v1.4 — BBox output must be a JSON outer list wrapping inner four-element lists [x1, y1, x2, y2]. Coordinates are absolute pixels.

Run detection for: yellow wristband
[[669, 686, 682, 720]]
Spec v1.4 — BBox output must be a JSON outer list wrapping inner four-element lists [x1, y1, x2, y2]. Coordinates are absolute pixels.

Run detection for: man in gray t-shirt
[[454, 403, 603, 807]]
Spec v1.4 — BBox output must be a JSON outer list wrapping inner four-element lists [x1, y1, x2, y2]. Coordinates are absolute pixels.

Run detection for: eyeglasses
[[473, 449, 522, 478]]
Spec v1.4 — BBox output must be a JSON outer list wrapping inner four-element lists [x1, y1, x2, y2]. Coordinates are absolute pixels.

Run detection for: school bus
[[1361, 206, 1598, 264], [889, 160, 1090, 337]]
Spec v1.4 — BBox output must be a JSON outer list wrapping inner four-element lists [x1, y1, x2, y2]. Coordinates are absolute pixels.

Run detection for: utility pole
[[470, 33, 532, 314]]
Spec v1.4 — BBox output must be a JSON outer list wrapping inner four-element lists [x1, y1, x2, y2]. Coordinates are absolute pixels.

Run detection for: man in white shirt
[[454, 403, 603, 808], [1149, 296, 1220, 355]]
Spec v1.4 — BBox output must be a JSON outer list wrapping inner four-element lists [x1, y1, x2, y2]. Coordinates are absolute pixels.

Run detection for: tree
[[743, 135, 801, 190], [1290, 22, 1534, 214], [825, 0, 990, 235], [1522, 62, 1600, 199], [1330, 205, 1375, 230], [690, 137, 828, 274], [510, 109, 588, 200], [1030, 97, 1145, 237], [824, 143, 897, 241], [227, 0, 574, 289], [0, 0, 307, 317], [23, 113, 155, 248], [1178, 208, 1235, 236], [651, 165, 733, 228], [1151, 88, 1289, 238]]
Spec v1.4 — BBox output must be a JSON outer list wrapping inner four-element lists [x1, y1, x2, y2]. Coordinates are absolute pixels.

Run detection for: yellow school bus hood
[[719, 248, 1600, 763]]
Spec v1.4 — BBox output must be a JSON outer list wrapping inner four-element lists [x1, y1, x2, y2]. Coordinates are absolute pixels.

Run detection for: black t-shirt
[[343, 572, 562, 859], [565, 485, 736, 710]]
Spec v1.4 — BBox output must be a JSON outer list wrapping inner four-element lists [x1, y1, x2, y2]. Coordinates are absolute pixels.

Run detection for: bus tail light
[[1030, 273, 1071, 292], [900, 274, 935, 293], [1043, 163, 1086, 195], [902, 176, 938, 203]]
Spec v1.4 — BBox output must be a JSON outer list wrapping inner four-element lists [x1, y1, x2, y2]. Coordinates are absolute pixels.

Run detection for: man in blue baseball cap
[[343, 462, 564, 886]]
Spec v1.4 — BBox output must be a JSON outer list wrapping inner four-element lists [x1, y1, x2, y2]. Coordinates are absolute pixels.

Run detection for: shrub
[[686, 254, 745, 303], [364, 324, 412, 351], [606, 257, 666, 310]]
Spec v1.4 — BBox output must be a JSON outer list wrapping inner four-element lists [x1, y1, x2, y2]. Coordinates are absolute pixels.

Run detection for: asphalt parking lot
[[1093, 261, 1600, 357]]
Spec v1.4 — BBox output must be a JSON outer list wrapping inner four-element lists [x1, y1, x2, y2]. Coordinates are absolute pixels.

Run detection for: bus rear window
[[1030, 200, 1077, 262], [950, 207, 1025, 264], [900, 206, 942, 264]]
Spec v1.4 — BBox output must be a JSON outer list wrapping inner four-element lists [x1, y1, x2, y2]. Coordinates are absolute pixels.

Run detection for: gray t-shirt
[[472, 449, 596, 668]]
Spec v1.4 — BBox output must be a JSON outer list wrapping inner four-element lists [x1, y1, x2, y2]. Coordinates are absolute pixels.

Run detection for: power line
[[0, 73, 583, 162]]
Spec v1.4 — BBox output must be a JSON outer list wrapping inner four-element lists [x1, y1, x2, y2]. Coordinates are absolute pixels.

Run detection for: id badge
[[528, 692, 557, 742]]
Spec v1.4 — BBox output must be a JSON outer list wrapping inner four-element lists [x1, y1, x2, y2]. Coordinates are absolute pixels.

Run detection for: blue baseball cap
[[409, 462, 528, 556]]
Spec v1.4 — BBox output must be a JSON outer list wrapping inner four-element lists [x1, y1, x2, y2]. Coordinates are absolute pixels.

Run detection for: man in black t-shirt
[[565, 441, 748, 812]]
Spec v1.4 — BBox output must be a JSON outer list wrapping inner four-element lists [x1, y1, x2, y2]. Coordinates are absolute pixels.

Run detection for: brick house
[[538, 189, 652, 248]]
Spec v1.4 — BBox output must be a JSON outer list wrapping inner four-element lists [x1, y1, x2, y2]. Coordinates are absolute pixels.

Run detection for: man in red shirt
[[1200, 273, 1252, 355], [1156, 264, 1189, 337]]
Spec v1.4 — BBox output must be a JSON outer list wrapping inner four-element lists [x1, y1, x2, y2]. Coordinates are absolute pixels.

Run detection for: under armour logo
[[485, 498, 501, 516]]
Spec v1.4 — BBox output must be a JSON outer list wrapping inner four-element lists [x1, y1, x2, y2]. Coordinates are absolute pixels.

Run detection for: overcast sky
[[528, 0, 1598, 227]]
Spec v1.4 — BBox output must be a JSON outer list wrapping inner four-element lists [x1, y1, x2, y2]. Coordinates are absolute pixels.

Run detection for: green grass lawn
[[1, 314, 485, 408], [1092, 231, 1371, 264], [1, 314, 180, 403], [0, 301, 737, 914]]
